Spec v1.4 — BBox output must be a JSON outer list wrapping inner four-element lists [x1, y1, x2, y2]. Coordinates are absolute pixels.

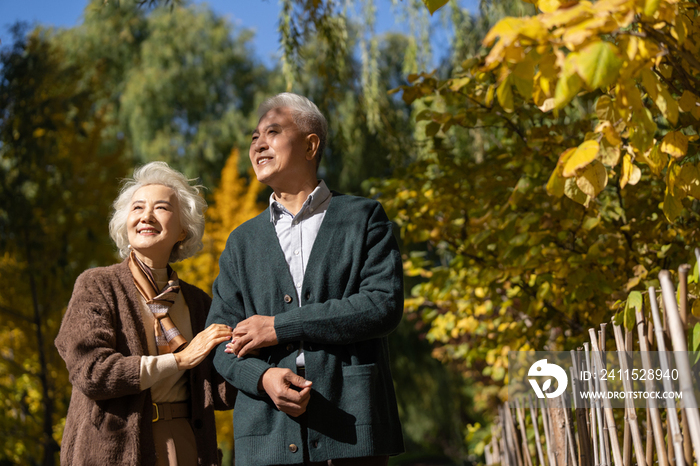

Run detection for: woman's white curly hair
[[109, 161, 207, 263]]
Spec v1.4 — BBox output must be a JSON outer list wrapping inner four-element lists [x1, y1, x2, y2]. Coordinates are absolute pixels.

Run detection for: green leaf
[[693, 323, 700, 352], [574, 41, 623, 90], [425, 121, 441, 138], [422, 0, 449, 15], [625, 291, 643, 331]]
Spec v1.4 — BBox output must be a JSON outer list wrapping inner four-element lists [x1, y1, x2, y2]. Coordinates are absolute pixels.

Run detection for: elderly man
[[206, 92, 404, 466]]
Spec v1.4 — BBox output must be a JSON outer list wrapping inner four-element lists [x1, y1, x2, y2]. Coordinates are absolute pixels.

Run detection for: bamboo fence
[[487, 249, 700, 466]]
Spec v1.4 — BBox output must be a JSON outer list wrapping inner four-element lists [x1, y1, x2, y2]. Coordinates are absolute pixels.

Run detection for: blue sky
[[0, 0, 479, 67]]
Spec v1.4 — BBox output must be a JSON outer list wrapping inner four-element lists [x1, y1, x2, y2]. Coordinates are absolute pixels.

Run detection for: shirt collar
[[269, 180, 331, 224]]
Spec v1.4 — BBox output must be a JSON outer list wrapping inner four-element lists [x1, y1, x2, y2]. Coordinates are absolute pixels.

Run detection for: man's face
[[249, 106, 311, 189]]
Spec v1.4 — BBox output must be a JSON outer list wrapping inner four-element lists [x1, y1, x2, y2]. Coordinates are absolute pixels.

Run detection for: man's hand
[[230, 315, 278, 357], [259, 367, 312, 417]]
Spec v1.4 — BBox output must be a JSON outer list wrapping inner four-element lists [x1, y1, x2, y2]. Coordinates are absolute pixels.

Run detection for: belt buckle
[[152, 402, 159, 423]]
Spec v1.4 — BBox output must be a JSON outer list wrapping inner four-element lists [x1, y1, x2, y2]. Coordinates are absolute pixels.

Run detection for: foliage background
[[1, 0, 699, 465]]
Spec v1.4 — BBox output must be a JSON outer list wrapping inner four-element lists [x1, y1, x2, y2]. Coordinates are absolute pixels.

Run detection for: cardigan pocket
[[90, 399, 129, 433], [339, 363, 378, 426]]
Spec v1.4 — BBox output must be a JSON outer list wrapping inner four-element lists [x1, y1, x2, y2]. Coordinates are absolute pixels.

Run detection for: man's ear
[[305, 134, 320, 162]]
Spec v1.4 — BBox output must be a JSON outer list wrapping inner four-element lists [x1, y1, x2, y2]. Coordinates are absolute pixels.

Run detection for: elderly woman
[[55, 162, 235, 466]]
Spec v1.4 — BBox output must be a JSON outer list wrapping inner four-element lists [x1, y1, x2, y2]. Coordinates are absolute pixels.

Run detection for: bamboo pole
[[589, 328, 623, 466], [493, 424, 503, 466], [591, 348, 608, 466], [541, 397, 557, 466], [636, 306, 670, 466], [612, 323, 647, 466], [649, 285, 686, 466], [645, 407, 652, 466], [500, 405, 514, 466], [584, 343, 600, 466], [659, 271, 700, 465], [530, 393, 547, 466], [562, 389, 579, 466], [506, 401, 526, 466], [571, 352, 592, 466], [678, 264, 693, 466], [599, 327, 612, 466], [516, 398, 535, 466], [621, 330, 633, 466]]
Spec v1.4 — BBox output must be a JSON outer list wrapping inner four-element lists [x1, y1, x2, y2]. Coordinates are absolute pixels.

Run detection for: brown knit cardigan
[[55, 259, 236, 465]]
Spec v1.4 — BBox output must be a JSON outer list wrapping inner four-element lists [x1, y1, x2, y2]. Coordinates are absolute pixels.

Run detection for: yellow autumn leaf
[[678, 164, 700, 199], [679, 90, 698, 113], [671, 14, 687, 45], [512, 59, 535, 99], [596, 95, 616, 121], [547, 164, 566, 197], [599, 138, 621, 167], [565, 177, 589, 205], [640, 68, 659, 101], [660, 131, 689, 159], [595, 121, 621, 145], [497, 74, 515, 113], [554, 56, 582, 109], [449, 77, 471, 92], [663, 186, 683, 222], [644, 0, 662, 17], [538, 98, 556, 112], [576, 160, 608, 199], [422, 0, 449, 15], [540, 2, 592, 28], [562, 16, 612, 48], [483, 17, 523, 47], [636, 143, 667, 177], [574, 41, 623, 90], [538, 0, 562, 14], [485, 84, 496, 107], [563, 140, 600, 177], [620, 153, 642, 189]]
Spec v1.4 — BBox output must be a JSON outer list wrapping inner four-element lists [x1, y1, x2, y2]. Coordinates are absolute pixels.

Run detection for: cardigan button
[[284, 294, 293, 304], [289, 444, 298, 453], [286, 344, 294, 351]]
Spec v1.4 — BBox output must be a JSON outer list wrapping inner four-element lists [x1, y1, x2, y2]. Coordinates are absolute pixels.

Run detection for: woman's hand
[[173, 324, 232, 370]]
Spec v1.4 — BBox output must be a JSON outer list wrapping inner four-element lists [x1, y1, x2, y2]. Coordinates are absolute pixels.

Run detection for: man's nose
[[253, 136, 268, 152]]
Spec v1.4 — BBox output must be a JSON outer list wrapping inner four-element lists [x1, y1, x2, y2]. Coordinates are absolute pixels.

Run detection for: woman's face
[[126, 184, 186, 268]]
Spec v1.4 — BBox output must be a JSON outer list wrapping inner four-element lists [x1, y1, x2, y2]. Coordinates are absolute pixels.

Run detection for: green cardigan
[[207, 192, 405, 465]]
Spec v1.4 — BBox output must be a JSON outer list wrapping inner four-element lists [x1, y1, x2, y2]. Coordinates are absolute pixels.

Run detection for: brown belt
[[152, 402, 190, 423]]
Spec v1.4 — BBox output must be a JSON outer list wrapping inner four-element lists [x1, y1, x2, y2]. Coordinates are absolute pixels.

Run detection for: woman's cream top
[[137, 267, 193, 403]]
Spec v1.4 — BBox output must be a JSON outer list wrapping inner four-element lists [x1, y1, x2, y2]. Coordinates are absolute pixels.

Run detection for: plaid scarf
[[128, 251, 188, 354]]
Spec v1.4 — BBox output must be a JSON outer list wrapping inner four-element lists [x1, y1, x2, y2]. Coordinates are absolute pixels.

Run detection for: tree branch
[[0, 305, 33, 324]]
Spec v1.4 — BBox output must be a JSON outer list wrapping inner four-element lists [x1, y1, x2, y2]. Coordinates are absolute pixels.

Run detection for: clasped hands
[[224, 315, 312, 417]]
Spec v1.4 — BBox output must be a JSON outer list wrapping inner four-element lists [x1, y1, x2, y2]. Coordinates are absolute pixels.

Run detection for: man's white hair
[[257, 92, 328, 166], [109, 161, 207, 263]]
